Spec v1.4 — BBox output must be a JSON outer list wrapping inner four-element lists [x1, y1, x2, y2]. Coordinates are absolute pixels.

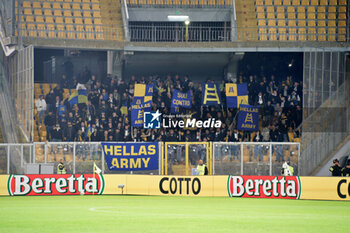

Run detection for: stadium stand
[[33, 68, 302, 146], [16, 0, 123, 41], [255, 0, 348, 41]]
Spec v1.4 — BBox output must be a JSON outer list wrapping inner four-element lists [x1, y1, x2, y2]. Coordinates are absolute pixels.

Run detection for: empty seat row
[[21, 23, 104, 40], [256, 6, 347, 13], [22, 2, 100, 10], [126, 0, 232, 5], [257, 19, 346, 27], [258, 27, 346, 41], [23, 15, 102, 25], [256, 0, 347, 5], [22, 8, 101, 18]]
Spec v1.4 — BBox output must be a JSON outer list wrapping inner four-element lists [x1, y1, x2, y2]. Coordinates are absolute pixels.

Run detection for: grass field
[[0, 195, 349, 233]]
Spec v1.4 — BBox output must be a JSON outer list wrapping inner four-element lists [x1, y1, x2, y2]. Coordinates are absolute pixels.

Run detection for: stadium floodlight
[[184, 19, 190, 25], [167, 15, 189, 22]]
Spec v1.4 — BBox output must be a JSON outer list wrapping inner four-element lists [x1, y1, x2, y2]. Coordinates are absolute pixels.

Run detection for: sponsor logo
[[159, 177, 201, 195], [227, 175, 301, 199], [7, 174, 104, 196], [144, 110, 161, 129], [337, 179, 350, 199]]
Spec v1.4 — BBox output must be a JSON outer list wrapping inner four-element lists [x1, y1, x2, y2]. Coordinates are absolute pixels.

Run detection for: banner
[[131, 99, 152, 127], [225, 83, 249, 108], [134, 84, 153, 103], [202, 82, 221, 106], [171, 90, 192, 113], [237, 105, 259, 131], [68, 89, 88, 107], [102, 142, 159, 171], [7, 174, 104, 196], [227, 175, 301, 199]]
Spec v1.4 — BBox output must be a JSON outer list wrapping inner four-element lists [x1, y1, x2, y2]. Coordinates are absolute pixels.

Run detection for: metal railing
[[0, 142, 300, 176], [17, 25, 349, 42], [124, 0, 232, 8]]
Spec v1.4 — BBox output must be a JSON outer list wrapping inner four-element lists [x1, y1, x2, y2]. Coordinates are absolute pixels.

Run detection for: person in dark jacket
[[44, 111, 56, 141], [329, 159, 342, 176], [341, 160, 350, 177]]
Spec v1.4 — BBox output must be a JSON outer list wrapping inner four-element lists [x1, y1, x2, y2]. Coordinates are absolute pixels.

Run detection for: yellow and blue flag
[[68, 89, 88, 107], [131, 98, 152, 127], [225, 83, 249, 108], [134, 84, 153, 103], [171, 90, 192, 113], [202, 82, 221, 106], [237, 104, 259, 131]]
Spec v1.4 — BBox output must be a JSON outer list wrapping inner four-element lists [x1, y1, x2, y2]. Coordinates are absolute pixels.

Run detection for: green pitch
[[0, 196, 349, 233]]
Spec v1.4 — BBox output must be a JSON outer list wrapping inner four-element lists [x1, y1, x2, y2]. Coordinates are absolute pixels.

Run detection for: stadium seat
[[328, 13, 336, 19], [277, 20, 286, 26], [318, 27, 326, 41], [94, 18, 102, 25], [66, 25, 75, 39], [298, 27, 307, 41], [45, 16, 54, 23], [268, 20, 276, 26], [277, 6, 284, 13], [257, 12, 265, 19], [82, 4, 91, 10], [37, 23, 46, 37], [85, 18, 93, 25], [93, 12, 101, 18], [308, 27, 316, 41], [268, 28, 277, 40], [72, 3, 81, 9], [47, 24, 56, 38], [329, 0, 337, 4], [54, 10, 62, 17], [283, 0, 291, 5], [278, 27, 287, 40], [22, 1, 31, 8], [64, 10, 73, 17], [339, 6, 346, 13], [259, 28, 268, 40], [277, 13, 285, 19], [62, 3, 71, 9], [76, 25, 85, 39], [328, 6, 336, 13], [57, 25, 66, 38], [328, 20, 336, 26], [298, 13, 306, 19], [318, 20, 326, 27], [42, 2, 51, 8], [319, 0, 327, 4], [74, 11, 82, 17], [52, 2, 61, 9], [256, 0, 264, 5], [65, 17, 74, 24], [258, 20, 267, 26], [267, 12, 275, 19], [33, 2, 41, 8], [292, 0, 300, 5], [301, 0, 309, 5], [310, 0, 318, 5], [85, 25, 94, 40], [34, 9, 42, 15], [265, 0, 273, 5], [308, 20, 316, 26], [339, 0, 346, 4], [298, 20, 306, 26], [256, 6, 265, 13], [288, 12, 296, 19], [338, 28, 346, 41], [274, 0, 282, 4], [75, 18, 83, 24], [44, 9, 52, 16], [338, 20, 346, 27], [318, 6, 325, 12], [338, 13, 346, 19], [328, 27, 336, 41], [307, 12, 316, 19], [92, 4, 100, 10], [83, 11, 92, 17], [287, 6, 295, 12], [36, 15, 44, 23], [318, 13, 326, 19]]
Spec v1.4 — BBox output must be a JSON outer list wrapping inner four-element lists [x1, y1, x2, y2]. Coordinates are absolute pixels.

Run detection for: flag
[[225, 83, 249, 108], [93, 162, 101, 174], [237, 104, 259, 131], [134, 84, 153, 103], [202, 82, 221, 106], [171, 90, 192, 114], [85, 124, 93, 141], [131, 99, 152, 127], [68, 89, 88, 107]]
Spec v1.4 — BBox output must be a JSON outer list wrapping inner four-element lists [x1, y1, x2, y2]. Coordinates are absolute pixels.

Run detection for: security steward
[[57, 159, 66, 174], [196, 159, 208, 175], [281, 161, 294, 176], [342, 160, 350, 177], [329, 159, 342, 176]]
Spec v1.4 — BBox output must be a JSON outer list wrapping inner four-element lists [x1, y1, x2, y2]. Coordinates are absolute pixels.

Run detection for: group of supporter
[[35, 69, 302, 143]]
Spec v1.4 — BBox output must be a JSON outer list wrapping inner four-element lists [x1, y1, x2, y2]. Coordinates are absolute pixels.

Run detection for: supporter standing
[[36, 95, 47, 125], [329, 159, 342, 176]]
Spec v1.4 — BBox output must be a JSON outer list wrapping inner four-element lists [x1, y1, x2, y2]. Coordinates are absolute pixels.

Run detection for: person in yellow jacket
[[57, 159, 66, 174], [281, 161, 294, 176], [196, 160, 208, 175]]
